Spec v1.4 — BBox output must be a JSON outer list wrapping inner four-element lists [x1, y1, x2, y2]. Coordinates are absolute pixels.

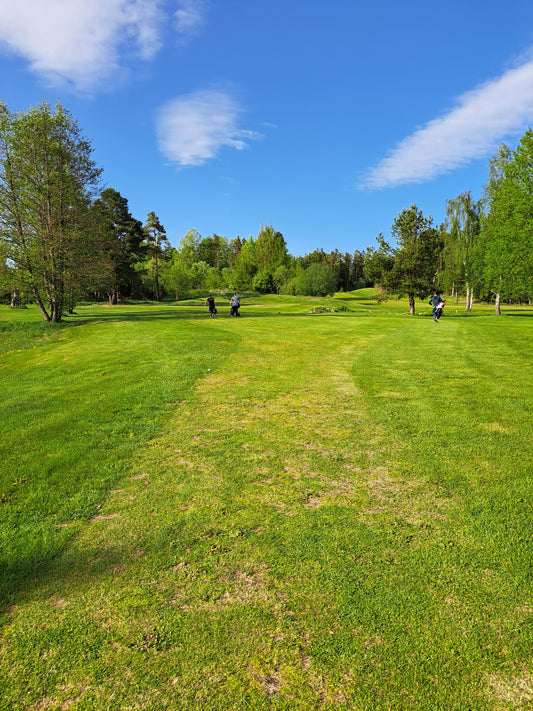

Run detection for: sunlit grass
[[0, 294, 532, 709]]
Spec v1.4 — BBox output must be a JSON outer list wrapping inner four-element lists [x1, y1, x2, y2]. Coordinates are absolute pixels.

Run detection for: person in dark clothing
[[429, 292, 445, 322], [205, 294, 217, 318]]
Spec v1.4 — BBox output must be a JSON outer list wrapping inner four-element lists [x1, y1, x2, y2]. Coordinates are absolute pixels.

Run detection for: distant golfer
[[205, 294, 216, 318], [230, 293, 240, 317], [429, 292, 445, 322]]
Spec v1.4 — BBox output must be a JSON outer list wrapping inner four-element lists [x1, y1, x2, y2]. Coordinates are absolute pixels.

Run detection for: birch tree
[[444, 191, 482, 311]]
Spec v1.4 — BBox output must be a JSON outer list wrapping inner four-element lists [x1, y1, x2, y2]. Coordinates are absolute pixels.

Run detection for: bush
[[295, 263, 337, 296]]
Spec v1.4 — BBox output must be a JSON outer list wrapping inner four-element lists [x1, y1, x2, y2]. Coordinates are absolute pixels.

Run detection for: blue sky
[[2, 0, 533, 256]]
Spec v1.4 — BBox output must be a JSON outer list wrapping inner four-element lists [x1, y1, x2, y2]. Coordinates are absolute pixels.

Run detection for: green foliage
[[364, 208, 443, 314], [0, 100, 102, 322], [295, 262, 337, 296], [188, 260, 209, 288], [482, 130, 533, 302], [142, 211, 168, 301], [197, 234, 230, 268], [363, 234, 395, 285], [443, 191, 483, 308], [90, 188, 145, 302], [252, 266, 275, 293], [231, 237, 258, 289], [273, 264, 291, 293], [160, 251, 191, 298], [205, 266, 224, 290], [254, 224, 289, 270], [389, 205, 442, 301], [176, 228, 202, 269]]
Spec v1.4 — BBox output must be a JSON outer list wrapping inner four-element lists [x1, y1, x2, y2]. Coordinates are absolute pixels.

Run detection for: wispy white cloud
[[156, 89, 262, 167], [174, 0, 207, 40], [360, 57, 533, 189], [0, 0, 206, 90]]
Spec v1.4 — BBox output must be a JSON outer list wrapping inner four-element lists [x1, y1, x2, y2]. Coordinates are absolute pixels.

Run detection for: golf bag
[[433, 300, 446, 321]]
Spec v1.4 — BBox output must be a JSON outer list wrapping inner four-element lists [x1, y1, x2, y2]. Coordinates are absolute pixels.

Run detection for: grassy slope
[[0, 295, 532, 710]]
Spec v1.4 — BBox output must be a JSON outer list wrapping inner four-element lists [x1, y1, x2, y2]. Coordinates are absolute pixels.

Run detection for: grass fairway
[[1, 293, 532, 710]]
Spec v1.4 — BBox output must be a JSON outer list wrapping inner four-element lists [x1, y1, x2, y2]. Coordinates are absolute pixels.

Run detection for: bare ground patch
[[362, 468, 451, 525], [487, 669, 533, 708]]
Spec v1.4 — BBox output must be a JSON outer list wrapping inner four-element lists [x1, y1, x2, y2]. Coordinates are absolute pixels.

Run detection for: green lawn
[[1, 294, 532, 710]]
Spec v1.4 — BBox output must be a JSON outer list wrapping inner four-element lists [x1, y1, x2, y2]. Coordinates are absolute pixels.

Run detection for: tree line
[[1, 100, 532, 321], [365, 136, 533, 315]]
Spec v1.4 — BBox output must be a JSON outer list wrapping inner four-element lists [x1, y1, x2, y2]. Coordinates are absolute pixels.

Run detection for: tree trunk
[[468, 289, 474, 311], [49, 299, 63, 322], [30, 285, 51, 322], [495, 292, 501, 315], [408, 292, 415, 315], [465, 283, 472, 311], [154, 251, 160, 301], [107, 290, 118, 305], [10, 290, 26, 308]]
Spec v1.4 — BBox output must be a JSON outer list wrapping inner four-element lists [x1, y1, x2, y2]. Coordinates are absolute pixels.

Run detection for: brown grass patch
[[479, 422, 512, 434], [91, 513, 120, 522], [362, 469, 450, 525], [487, 670, 533, 707]]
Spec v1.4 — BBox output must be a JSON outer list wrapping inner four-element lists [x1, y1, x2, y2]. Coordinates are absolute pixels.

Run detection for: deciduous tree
[[444, 191, 482, 310], [197, 234, 229, 268], [161, 249, 191, 299], [0, 100, 102, 321], [482, 132, 533, 312], [254, 225, 288, 270], [295, 263, 337, 296]]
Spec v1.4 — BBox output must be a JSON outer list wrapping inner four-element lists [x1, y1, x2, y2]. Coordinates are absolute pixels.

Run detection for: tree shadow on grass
[[0, 529, 151, 617], [502, 311, 533, 317], [66, 308, 326, 325]]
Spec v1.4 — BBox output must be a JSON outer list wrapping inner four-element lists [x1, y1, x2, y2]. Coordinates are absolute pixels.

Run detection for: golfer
[[205, 294, 216, 318], [229, 293, 240, 317]]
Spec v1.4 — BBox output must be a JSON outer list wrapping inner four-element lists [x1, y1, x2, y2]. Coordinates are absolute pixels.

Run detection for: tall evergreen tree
[[143, 211, 168, 301], [368, 206, 443, 314], [90, 188, 144, 304]]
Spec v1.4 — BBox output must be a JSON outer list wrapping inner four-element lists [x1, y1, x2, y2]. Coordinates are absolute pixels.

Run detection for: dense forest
[[1, 101, 532, 321]]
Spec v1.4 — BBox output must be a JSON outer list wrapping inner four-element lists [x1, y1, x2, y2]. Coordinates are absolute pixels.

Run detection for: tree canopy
[[0, 100, 102, 321], [2, 100, 532, 314]]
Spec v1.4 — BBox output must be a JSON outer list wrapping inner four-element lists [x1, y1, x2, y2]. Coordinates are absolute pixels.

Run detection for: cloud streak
[[174, 0, 207, 39], [0, 0, 207, 90], [360, 58, 533, 189], [156, 90, 262, 167]]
